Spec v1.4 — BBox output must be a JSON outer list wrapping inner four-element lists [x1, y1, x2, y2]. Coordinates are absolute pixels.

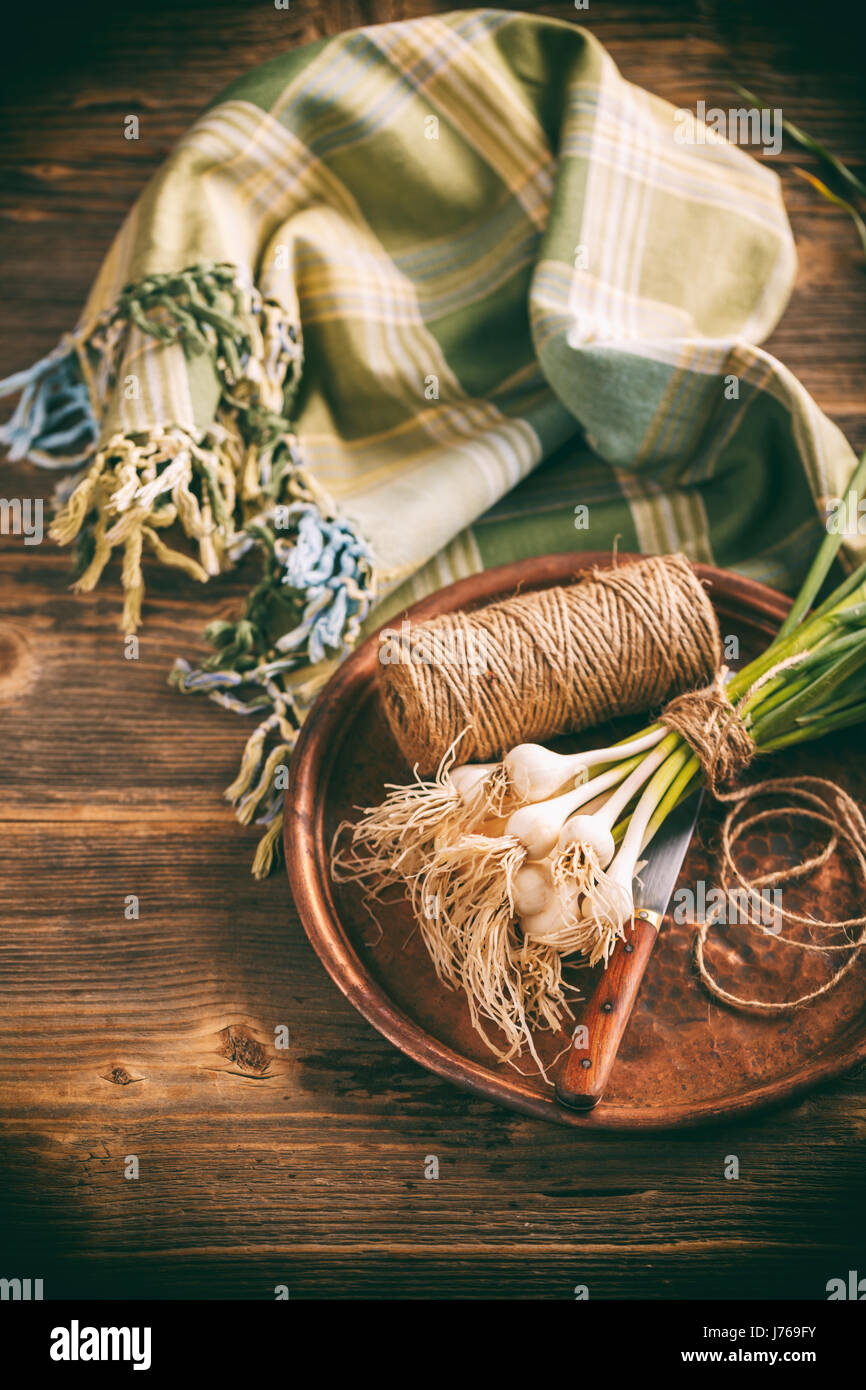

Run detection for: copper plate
[[285, 553, 866, 1129]]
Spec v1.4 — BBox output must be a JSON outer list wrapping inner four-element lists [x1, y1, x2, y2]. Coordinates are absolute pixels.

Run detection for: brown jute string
[[692, 777, 866, 1012], [660, 669, 755, 792], [378, 553, 721, 771], [659, 669, 866, 1010], [659, 652, 812, 793]]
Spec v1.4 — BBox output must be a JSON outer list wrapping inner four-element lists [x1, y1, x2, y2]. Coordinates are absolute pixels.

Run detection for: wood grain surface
[[1, 0, 865, 1300]]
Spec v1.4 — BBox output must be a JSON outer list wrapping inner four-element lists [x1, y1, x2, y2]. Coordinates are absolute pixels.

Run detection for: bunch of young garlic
[[333, 724, 673, 1070], [336, 447, 866, 1072]]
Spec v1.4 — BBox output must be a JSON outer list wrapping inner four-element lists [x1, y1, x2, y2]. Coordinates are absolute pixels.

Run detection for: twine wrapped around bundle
[[660, 670, 755, 792], [378, 554, 721, 771]]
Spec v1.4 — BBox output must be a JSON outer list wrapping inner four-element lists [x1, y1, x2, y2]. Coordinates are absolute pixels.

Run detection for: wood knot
[[0, 624, 34, 700], [102, 1065, 142, 1086], [218, 1024, 271, 1077]]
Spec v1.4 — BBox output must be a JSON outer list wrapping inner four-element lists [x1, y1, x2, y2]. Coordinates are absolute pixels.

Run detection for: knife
[[555, 789, 702, 1112]]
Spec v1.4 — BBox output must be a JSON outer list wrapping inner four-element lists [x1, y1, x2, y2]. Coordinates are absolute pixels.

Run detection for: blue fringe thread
[[0, 339, 99, 468]]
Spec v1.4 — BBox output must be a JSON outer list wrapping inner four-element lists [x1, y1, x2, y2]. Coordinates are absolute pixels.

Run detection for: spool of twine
[[377, 553, 721, 771]]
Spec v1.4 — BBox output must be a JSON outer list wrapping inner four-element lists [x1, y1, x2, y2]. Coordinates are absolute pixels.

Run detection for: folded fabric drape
[[1, 9, 861, 872]]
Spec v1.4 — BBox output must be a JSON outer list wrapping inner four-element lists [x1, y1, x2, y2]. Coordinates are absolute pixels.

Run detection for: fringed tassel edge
[[170, 471, 377, 877], [0, 261, 301, 474], [2, 258, 378, 877], [0, 260, 306, 631]]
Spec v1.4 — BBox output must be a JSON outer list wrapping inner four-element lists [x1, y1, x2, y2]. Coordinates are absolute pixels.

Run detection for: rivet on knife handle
[[555, 910, 662, 1111]]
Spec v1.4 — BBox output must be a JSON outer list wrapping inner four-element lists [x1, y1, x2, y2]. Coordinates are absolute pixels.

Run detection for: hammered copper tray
[[285, 553, 866, 1129]]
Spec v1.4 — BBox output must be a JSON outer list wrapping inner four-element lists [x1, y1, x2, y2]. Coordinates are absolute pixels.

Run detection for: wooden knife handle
[[555, 911, 661, 1112]]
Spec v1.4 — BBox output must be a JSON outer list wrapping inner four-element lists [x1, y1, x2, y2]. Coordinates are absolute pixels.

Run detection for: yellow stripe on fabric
[[368, 16, 554, 232], [614, 468, 685, 558]]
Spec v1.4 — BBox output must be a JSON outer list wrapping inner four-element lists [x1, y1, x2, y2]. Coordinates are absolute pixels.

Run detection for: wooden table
[[2, 0, 865, 1299]]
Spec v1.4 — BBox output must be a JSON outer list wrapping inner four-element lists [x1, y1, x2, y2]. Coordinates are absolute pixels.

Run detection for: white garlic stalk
[[502, 727, 665, 803], [503, 757, 642, 860], [576, 743, 681, 963], [449, 762, 497, 799], [553, 737, 672, 877], [520, 879, 582, 943]]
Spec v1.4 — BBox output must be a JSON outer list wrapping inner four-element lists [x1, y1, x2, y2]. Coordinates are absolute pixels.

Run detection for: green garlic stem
[[595, 733, 678, 828], [775, 447, 866, 637], [615, 742, 694, 872]]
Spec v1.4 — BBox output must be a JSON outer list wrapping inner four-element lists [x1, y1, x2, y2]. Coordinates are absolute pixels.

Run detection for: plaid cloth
[[1, 9, 860, 870]]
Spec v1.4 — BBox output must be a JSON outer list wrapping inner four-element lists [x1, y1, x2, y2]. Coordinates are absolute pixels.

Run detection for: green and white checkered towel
[[1, 9, 861, 872]]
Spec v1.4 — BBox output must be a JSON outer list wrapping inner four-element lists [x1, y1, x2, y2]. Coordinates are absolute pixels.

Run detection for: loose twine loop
[[691, 777, 866, 1012], [660, 678, 866, 1010]]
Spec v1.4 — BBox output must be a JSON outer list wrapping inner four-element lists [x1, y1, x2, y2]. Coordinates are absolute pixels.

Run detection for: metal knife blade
[[555, 788, 702, 1112], [634, 788, 704, 923]]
